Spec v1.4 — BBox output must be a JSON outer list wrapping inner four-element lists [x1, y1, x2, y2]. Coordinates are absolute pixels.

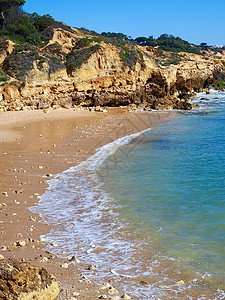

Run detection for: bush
[[134, 34, 201, 54], [66, 44, 100, 70], [30, 13, 55, 32], [26, 31, 42, 46]]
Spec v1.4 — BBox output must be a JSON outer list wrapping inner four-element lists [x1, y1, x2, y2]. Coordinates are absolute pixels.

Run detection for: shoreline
[[0, 108, 177, 299]]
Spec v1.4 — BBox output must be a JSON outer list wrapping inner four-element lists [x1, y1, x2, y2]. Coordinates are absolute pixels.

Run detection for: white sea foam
[[190, 89, 225, 112]]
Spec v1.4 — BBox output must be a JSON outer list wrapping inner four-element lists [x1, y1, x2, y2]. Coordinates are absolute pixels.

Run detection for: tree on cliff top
[[0, 0, 25, 30]]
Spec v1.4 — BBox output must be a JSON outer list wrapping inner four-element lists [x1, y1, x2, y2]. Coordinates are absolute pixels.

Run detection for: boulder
[[0, 258, 59, 300]]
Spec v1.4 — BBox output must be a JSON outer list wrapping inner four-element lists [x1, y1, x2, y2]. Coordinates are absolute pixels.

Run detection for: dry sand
[[0, 107, 176, 299]]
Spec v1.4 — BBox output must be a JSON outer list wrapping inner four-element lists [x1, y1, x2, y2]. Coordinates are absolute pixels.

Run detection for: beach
[[0, 107, 176, 299]]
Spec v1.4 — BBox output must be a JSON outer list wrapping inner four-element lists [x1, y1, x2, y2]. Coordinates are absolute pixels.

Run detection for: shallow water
[[31, 90, 225, 299]]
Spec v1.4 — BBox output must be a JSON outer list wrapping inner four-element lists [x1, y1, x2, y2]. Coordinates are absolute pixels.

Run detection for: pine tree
[[0, 0, 25, 30]]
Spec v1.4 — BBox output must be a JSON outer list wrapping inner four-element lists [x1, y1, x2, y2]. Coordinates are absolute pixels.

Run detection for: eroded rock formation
[[0, 258, 59, 300], [0, 26, 225, 112]]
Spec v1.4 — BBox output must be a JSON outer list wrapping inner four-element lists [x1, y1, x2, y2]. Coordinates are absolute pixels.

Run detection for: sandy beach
[[0, 107, 176, 299]]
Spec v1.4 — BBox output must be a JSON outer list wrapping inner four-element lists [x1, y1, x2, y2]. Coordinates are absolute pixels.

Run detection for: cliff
[[0, 24, 225, 112]]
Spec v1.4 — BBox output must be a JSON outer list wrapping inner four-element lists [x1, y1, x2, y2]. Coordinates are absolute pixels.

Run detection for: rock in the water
[[0, 258, 59, 299]]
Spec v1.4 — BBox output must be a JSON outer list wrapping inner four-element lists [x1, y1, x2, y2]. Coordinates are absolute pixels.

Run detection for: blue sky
[[24, 0, 225, 45]]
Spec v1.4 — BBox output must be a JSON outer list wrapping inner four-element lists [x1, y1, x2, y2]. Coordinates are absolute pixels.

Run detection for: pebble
[[2, 192, 8, 196], [176, 280, 185, 284], [0, 254, 4, 260], [29, 216, 37, 222], [139, 280, 149, 285], [85, 280, 91, 284], [14, 190, 23, 194], [38, 166, 44, 169], [100, 283, 111, 290], [111, 297, 120, 300], [87, 264, 95, 270], [45, 174, 53, 177], [67, 223, 74, 228], [41, 257, 48, 262], [61, 263, 69, 268], [72, 292, 80, 297], [15, 240, 26, 247], [99, 295, 107, 299], [1, 246, 7, 251], [121, 294, 131, 299], [40, 238, 46, 242], [51, 242, 58, 247], [80, 274, 88, 280], [108, 287, 119, 295], [68, 256, 80, 263]]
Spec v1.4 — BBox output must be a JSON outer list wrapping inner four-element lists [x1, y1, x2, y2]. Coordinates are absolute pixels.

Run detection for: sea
[[31, 89, 225, 299]]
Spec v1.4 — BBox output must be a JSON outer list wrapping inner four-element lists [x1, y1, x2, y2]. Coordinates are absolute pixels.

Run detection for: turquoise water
[[99, 91, 225, 294]]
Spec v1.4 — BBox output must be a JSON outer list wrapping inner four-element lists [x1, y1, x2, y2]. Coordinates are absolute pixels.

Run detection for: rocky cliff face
[[0, 26, 225, 111]]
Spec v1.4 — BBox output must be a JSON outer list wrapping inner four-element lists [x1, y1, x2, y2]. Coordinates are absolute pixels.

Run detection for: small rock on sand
[[68, 256, 80, 263], [0, 254, 4, 260], [51, 242, 58, 247], [15, 240, 26, 247], [100, 283, 111, 290], [121, 294, 131, 299], [108, 287, 119, 295], [87, 264, 95, 270], [176, 280, 185, 284], [73, 292, 80, 297], [41, 257, 48, 263], [67, 223, 74, 228], [139, 280, 149, 285], [99, 295, 107, 299]]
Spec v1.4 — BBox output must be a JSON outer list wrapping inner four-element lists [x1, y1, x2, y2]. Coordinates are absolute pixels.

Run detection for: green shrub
[[26, 32, 42, 46], [66, 44, 100, 70], [215, 80, 225, 89], [0, 77, 8, 81]]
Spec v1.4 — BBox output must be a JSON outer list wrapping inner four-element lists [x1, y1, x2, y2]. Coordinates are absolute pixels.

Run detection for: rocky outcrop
[[0, 258, 59, 300], [0, 27, 225, 111]]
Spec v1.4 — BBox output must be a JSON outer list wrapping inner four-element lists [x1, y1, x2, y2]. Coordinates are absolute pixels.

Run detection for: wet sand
[[0, 107, 176, 299]]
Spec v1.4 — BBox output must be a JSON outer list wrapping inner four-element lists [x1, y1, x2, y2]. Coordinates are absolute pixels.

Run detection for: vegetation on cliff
[[0, 2, 55, 45], [3, 43, 65, 82], [134, 34, 202, 54]]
